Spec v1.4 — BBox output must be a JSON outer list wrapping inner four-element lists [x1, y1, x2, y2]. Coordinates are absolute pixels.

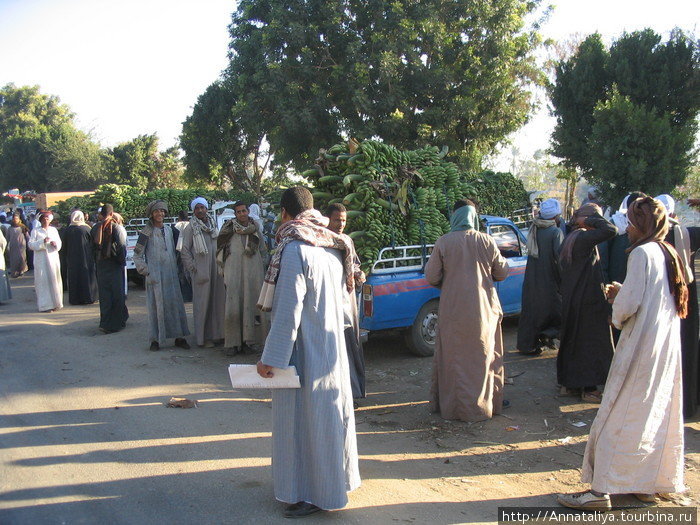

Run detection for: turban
[[655, 194, 675, 216], [539, 198, 561, 220], [146, 200, 168, 218], [190, 197, 208, 211], [40, 211, 54, 222]]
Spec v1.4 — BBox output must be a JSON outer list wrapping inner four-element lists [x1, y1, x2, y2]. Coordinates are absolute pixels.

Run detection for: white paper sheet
[[228, 364, 301, 389]]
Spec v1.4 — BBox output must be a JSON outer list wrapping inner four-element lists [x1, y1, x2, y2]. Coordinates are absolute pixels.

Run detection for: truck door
[[487, 223, 527, 315]]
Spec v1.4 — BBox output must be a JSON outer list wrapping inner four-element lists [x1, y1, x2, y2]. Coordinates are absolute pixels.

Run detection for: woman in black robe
[[558, 204, 617, 402], [91, 204, 129, 333], [63, 211, 98, 305]]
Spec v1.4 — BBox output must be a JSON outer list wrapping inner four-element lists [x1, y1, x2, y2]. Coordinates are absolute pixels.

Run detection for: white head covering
[[248, 203, 261, 221], [70, 210, 86, 226], [539, 198, 561, 220], [190, 197, 208, 211], [655, 194, 675, 215], [611, 194, 632, 233]]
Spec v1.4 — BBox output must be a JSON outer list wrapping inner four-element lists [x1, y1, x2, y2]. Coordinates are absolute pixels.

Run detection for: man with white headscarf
[[657, 194, 700, 417], [517, 198, 564, 355], [601, 192, 646, 285], [133, 200, 190, 351], [28, 211, 63, 312], [180, 197, 226, 348]]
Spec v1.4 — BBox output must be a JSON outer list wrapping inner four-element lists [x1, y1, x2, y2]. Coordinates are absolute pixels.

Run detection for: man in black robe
[[91, 204, 129, 333], [63, 210, 98, 304], [517, 198, 564, 355], [558, 204, 617, 403]]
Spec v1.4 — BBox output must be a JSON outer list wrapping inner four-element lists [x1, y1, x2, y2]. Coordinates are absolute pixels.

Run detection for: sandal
[[581, 390, 603, 403]]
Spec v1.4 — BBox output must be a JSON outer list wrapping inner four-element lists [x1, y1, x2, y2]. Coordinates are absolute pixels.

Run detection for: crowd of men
[[0, 188, 697, 517]]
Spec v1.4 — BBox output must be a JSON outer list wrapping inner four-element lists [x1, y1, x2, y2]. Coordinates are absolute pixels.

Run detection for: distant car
[[359, 215, 528, 356]]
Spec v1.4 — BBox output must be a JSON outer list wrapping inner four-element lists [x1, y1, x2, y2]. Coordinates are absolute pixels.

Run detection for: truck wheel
[[404, 299, 439, 357]]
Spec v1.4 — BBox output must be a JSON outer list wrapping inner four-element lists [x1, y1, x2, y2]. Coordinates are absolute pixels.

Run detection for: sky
[[0, 0, 698, 160]]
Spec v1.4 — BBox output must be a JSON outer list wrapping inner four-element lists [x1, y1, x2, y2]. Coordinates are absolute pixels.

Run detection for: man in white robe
[[28, 211, 63, 312], [180, 197, 225, 348], [558, 196, 687, 511], [256, 187, 360, 518], [217, 201, 268, 355]]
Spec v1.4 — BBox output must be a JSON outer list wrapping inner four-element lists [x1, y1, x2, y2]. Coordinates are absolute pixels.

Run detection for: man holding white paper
[[256, 187, 361, 518]]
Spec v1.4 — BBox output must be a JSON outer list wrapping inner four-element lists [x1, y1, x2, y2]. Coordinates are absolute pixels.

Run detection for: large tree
[[180, 80, 273, 195], [550, 29, 699, 204], [104, 134, 184, 192], [182, 0, 545, 184], [0, 84, 106, 191]]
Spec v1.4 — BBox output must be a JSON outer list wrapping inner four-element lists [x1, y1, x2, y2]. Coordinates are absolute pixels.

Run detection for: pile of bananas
[[305, 139, 475, 273]]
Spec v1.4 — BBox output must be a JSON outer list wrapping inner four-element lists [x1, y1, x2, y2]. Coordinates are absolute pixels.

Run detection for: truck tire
[[404, 299, 439, 357]]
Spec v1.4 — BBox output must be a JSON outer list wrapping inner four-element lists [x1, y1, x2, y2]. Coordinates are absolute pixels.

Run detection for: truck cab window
[[489, 224, 522, 258]]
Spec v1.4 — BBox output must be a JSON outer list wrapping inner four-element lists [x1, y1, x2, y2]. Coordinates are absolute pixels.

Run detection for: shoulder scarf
[[216, 219, 260, 265], [92, 216, 114, 259], [189, 214, 218, 255], [256, 209, 362, 312], [526, 217, 557, 259]]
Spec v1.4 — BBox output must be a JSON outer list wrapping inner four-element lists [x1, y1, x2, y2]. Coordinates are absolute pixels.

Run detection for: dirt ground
[[0, 273, 698, 524]]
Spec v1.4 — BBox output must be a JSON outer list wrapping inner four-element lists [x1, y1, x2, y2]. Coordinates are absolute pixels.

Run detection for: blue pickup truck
[[359, 215, 528, 356]]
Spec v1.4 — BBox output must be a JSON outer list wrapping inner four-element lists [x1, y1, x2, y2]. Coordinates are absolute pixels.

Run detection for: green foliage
[[462, 171, 530, 217], [305, 139, 528, 272], [104, 134, 185, 192], [550, 34, 610, 170], [550, 29, 700, 204], [185, 0, 545, 182], [52, 184, 257, 223], [0, 84, 107, 191], [588, 91, 695, 204], [181, 79, 274, 196]]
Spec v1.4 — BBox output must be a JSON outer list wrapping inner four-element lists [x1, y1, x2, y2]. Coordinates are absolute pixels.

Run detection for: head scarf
[[560, 203, 602, 264], [93, 206, 115, 259], [146, 200, 168, 220], [610, 194, 632, 233], [539, 198, 561, 220], [190, 197, 208, 211], [655, 194, 675, 216], [248, 203, 261, 222], [256, 209, 361, 312], [627, 196, 687, 317], [449, 205, 479, 232], [526, 200, 559, 258], [70, 210, 86, 226], [39, 211, 54, 224]]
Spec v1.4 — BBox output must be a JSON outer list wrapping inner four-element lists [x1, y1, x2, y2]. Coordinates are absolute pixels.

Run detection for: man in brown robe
[[425, 201, 509, 422], [180, 197, 225, 348], [217, 201, 268, 355]]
